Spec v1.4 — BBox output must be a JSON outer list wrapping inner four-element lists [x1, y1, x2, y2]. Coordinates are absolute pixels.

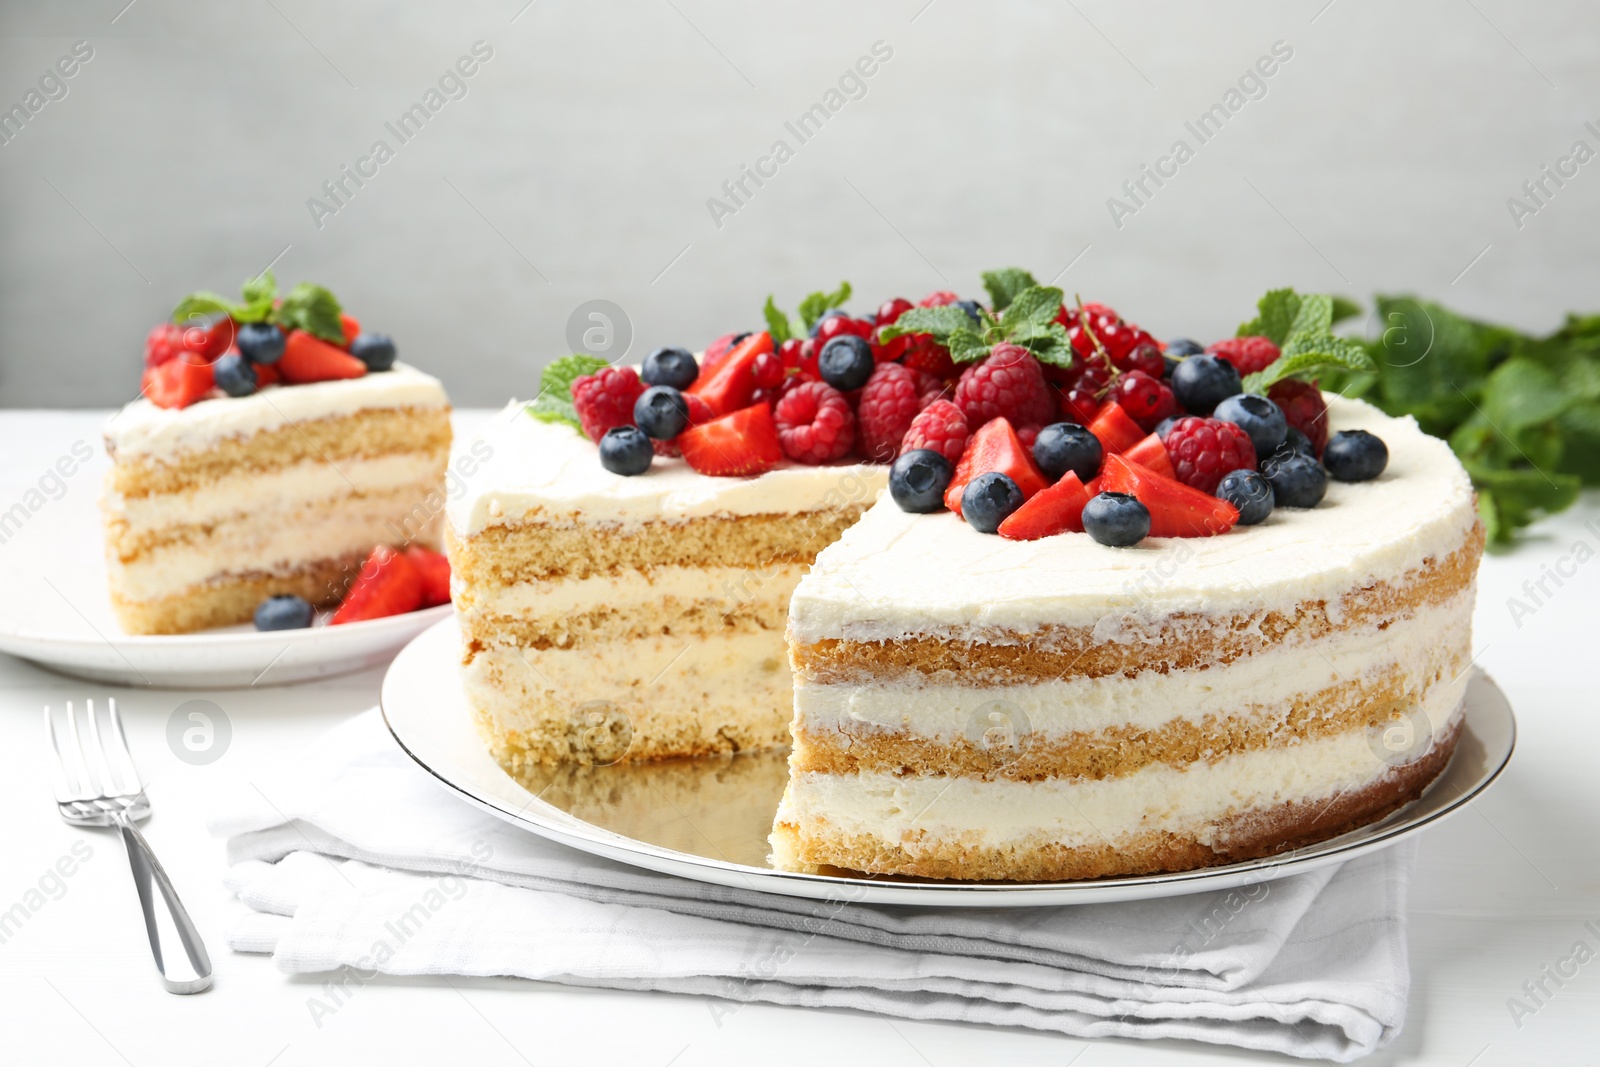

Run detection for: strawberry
[[340, 313, 361, 349], [331, 545, 423, 624], [678, 402, 784, 477], [1123, 433, 1176, 480], [254, 360, 282, 388], [997, 472, 1091, 541], [141, 357, 215, 409], [944, 417, 1049, 516], [1088, 402, 1146, 455], [699, 331, 746, 376], [688, 332, 773, 418], [404, 546, 451, 607], [1098, 454, 1239, 538], [279, 329, 368, 384]]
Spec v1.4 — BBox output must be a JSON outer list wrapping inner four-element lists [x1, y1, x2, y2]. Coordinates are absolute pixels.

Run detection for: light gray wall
[[2, 0, 1597, 408]]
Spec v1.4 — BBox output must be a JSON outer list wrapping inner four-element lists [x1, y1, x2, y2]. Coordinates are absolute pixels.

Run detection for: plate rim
[[381, 618, 1517, 907], [0, 601, 454, 650]]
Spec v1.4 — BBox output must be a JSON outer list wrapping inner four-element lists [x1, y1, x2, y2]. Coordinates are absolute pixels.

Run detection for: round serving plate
[[382, 618, 1516, 907]]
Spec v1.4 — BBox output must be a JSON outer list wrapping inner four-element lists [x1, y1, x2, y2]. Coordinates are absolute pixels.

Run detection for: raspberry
[[1111, 370, 1178, 430], [1162, 416, 1257, 494], [1208, 335, 1281, 376], [899, 399, 968, 464], [653, 393, 712, 457], [914, 369, 951, 409], [856, 362, 923, 463], [144, 323, 186, 368], [918, 291, 960, 307], [773, 380, 855, 464], [1268, 378, 1329, 455], [571, 365, 645, 443], [900, 334, 957, 379], [953, 344, 1056, 428], [1015, 423, 1043, 452]]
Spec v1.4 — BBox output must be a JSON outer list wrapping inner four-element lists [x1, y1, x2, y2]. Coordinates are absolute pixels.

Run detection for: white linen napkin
[[211, 709, 1412, 1062]]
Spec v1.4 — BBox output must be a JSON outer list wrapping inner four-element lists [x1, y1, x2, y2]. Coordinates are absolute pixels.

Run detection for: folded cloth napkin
[[211, 709, 1411, 1062]]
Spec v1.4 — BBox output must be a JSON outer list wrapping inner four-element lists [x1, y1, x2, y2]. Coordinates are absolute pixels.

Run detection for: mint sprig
[[271, 282, 344, 343], [1236, 288, 1375, 393], [879, 284, 1072, 367], [980, 267, 1040, 313], [763, 282, 852, 344], [169, 271, 347, 343], [526, 354, 610, 431]]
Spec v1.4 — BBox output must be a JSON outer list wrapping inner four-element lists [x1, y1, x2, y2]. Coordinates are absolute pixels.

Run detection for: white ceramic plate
[[382, 618, 1517, 907]]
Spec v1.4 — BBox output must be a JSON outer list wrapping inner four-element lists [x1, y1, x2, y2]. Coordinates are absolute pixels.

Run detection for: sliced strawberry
[[944, 417, 1050, 516], [254, 360, 281, 388], [279, 329, 367, 384], [1099, 454, 1239, 538], [1088, 402, 1146, 456], [340, 313, 361, 349], [141, 357, 215, 409], [678, 402, 784, 477], [688, 332, 773, 418], [699, 331, 745, 376], [404, 546, 451, 607], [997, 472, 1090, 541], [331, 545, 422, 624], [1123, 433, 1176, 480]]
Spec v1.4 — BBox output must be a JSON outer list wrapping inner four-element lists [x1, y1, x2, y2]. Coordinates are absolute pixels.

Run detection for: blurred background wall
[[1, 0, 1596, 408]]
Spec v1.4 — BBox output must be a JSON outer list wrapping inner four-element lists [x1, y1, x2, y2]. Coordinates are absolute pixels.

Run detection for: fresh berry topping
[[1165, 338, 1205, 357], [143, 323, 187, 369], [599, 425, 654, 476], [1099, 454, 1239, 538], [633, 385, 691, 440], [339, 313, 361, 349], [1268, 378, 1329, 455], [962, 472, 1025, 534], [889, 449, 954, 513], [1124, 342, 1168, 380], [773, 380, 855, 464], [809, 308, 852, 337], [1275, 426, 1316, 459], [688, 332, 772, 417], [571, 365, 646, 442], [1087, 402, 1147, 455], [1154, 416, 1180, 438], [186, 317, 236, 361], [857, 363, 923, 463], [1261, 451, 1328, 508], [1162, 416, 1258, 494], [1215, 469, 1275, 525], [944, 417, 1049, 516], [404, 546, 452, 607], [1063, 304, 1158, 368], [700, 332, 746, 375], [814, 314, 874, 345], [678, 402, 784, 477], [1082, 492, 1150, 547], [212, 352, 257, 397], [349, 332, 397, 372], [818, 335, 876, 392], [1323, 430, 1388, 482], [330, 545, 422, 625], [952, 299, 983, 324], [1208, 335, 1281, 376], [279, 330, 368, 385], [1060, 387, 1102, 426], [254, 361, 281, 388], [918, 290, 959, 307], [914, 369, 951, 408], [254, 594, 314, 631], [876, 297, 914, 326], [899, 399, 968, 464], [236, 321, 286, 365], [1032, 422, 1102, 482], [1014, 423, 1043, 452], [953, 344, 1055, 427], [1170, 354, 1242, 415], [1213, 393, 1288, 458], [997, 472, 1092, 541], [752, 350, 786, 389], [141, 357, 214, 409], [900, 334, 958, 379], [1110, 369, 1178, 430], [653, 392, 714, 457], [1123, 433, 1177, 480]]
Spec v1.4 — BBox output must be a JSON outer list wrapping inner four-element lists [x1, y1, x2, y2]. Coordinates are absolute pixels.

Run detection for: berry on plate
[[1323, 429, 1388, 482], [900, 399, 969, 464], [254, 594, 314, 631], [997, 471, 1092, 541], [889, 449, 954, 513], [1087, 402, 1147, 456], [599, 425, 654, 476], [633, 385, 691, 440], [1122, 433, 1176, 480], [678, 402, 784, 477], [818, 335, 875, 392], [1032, 422, 1102, 482], [571, 365, 646, 442], [1208, 335, 1281, 376], [331, 545, 423, 625], [1215, 469, 1275, 526], [1082, 492, 1151, 547], [1170, 354, 1241, 415], [774, 380, 855, 464], [689, 332, 772, 417], [404, 546, 452, 607], [349, 332, 397, 372], [236, 321, 286, 365], [1162, 416, 1257, 494], [1213, 393, 1288, 458], [857, 362, 922, 463], [1269, 379, 1329, 454], [642, 346, 699, 390], [944, 416, 1049, 516], [953, 344, 1055, 427], [1273, 426, 1316, 459], [279, 330, 368, 385], [212, 352, 257, 398], [1261, 450, 1328, 508], [699, 332, 748, 376], [142, 357, 215, 409], [901, 334, 959, 379], [961, 471, 1025, 534], [1099, 454, 1240, 538], [1111, 369, 1177, 430]]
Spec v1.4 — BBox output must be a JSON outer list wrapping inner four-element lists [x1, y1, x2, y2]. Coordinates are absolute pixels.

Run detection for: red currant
[[778, 337, 804, 370], [876, 297, 913, 327], [1061, 387, 1102, 425], [752, 350, 786, 389], [1125, 342, 1166, 379], [795, 338, 820, 381], [1111, 370, 1178, 430]]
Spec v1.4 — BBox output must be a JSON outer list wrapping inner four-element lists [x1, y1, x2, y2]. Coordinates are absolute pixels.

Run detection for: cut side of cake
[[102, 365, 451, 634], [773, 397, 1483, 881]]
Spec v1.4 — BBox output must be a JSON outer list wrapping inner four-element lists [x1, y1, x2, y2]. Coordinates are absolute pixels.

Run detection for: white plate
[[382, 618, 1517, 907]]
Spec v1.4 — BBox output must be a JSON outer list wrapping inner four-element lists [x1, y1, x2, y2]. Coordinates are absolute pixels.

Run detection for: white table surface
[[1, 409, 1595, 1066]]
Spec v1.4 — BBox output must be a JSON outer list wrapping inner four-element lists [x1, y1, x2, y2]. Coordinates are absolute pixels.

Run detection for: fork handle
[[114, 812, 213, 994]]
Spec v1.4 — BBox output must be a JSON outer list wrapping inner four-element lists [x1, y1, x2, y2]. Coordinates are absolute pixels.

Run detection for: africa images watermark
[[1505, 117, 1600, 230], [0, 439, 95, 547], [0, 840, 95, 947], [306, 41, 495, 230], [1504, 515, 1600, 628], [1106, 39, 1295, 229], [706, 40, 895, 230], [1505, 918, 1600, 1029], [0, 40, 95, 147]]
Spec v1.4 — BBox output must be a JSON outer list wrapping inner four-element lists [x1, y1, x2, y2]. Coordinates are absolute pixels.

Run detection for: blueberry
[[961, 472, 1024, 534], [889, 449, 954, 513], [1165, 338, 1205, 357], [1155, 416, 1179, 439], [641, 346, 699, 390], [633, 385, 690, 440], [1323, 430, 1388, 482], [1213, 393, 1287, 458], [599, 426, 653, 476], [213, 352, 257, 397], [808, 309, 850, 337], [1032, 422, 1103, 482], [254, 594, 313, 631], [236, 321, 286, 364], [1215, 469, 1275, 525], [953, 299, 984, 324], [1261, 451, 1328, 508], [818, 335, 875, 392], [1162, 355, 1181, 380], [349, 332, 397, 371], [1171, 354, 1241, 415], [1082, 492, 1151, 547]]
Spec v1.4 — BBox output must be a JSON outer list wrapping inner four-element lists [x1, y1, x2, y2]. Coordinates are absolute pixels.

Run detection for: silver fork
[[45, 698, 213, 994]]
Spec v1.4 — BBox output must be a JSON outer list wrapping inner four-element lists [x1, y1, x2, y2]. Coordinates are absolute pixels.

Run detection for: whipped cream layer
[[463, 563, 805, 618], [790, 396, 1477, 642], [104, 363, 449, 462], [448, 402, 887, 536]]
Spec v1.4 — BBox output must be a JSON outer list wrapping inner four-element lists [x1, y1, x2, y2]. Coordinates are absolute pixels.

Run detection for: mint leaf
[[1242, 331, 1373, 392], [1289, 293, 1334, 337], [1238, 288, 1302, 344], [1331, 296, 1361, 326], [526, 354, 610, 432], [171, 292, 238, 324], [1481, 358, 1569, 431], [762, 295, 794, 346], [878, 306, 973, 344], [796, 282, 851, 330], [1005, 319, 1073, 367], [980, 268, 1039, 313], [946, 327, 990, 364], [1466, 464, 1581, 546], [234, 271, 278, 323], [271, 282, 344, 342], [1000, 285, 1065, 330]]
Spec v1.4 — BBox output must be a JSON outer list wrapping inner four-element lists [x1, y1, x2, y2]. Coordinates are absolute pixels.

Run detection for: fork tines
[[45, 698, 143, 803]]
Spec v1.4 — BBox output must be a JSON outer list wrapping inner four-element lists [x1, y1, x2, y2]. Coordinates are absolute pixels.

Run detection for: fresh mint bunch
[[168, 271, 346, 343], [763, 281, 852, 344], [879, 279, 1073, 367], [1236, 288, 1373, 393], [526, 354, 610, 431]]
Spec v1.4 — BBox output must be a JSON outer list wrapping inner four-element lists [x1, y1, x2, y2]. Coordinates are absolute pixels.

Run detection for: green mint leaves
[[526, 354, 611, 431], [1236, 287, 1374, 393], [980, 267, 1040, 313], [169, 271, 347, 343], [272, 282, 344, 343], [879, 283, 1073, 367], [764, 282, 852, 344]]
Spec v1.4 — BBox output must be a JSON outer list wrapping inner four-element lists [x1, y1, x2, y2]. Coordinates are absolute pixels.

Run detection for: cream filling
[[795, 590, 1473, 741], [460, 563, 805, 618], [106, 451, 445, 531], [781, 684, 1465, 850]]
